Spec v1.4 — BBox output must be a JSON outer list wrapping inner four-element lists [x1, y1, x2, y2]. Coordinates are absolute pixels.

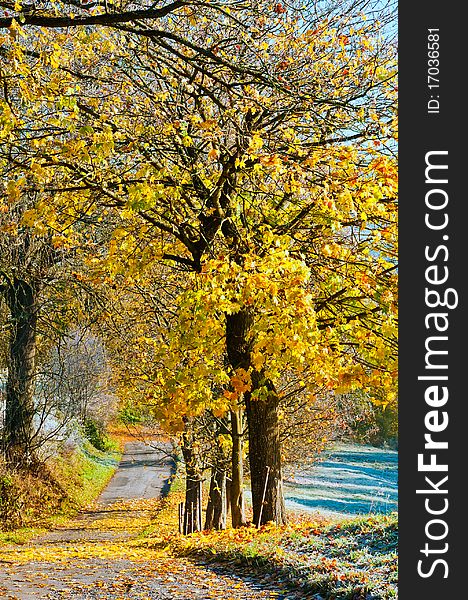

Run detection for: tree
[[0, 197, 58, 464], [0, 46, 118, 462], [41, 329, 116, 425], [0, 202, 113, 463], [80, 6, 397, 524]]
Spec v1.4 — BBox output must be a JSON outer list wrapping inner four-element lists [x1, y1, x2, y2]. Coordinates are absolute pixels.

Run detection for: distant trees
[[340, 389, 398, 449], [42, 331, 116, 425]]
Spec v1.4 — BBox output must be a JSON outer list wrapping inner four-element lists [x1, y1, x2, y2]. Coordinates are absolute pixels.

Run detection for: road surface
[[98, 440, 174, 505], [0, 441, 286, 599]]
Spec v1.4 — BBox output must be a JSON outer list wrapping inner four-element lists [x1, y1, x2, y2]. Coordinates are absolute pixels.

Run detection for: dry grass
[[0, 439, 120, 537]]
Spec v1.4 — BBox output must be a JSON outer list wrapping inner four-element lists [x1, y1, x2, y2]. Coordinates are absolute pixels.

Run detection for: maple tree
[[91, 7, 397, 526]]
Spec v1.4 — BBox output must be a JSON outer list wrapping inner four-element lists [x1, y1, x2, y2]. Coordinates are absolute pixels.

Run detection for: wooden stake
[[178, 502, 184, 534], [257, 465, 270, 529], [198, 479, 203, 531]]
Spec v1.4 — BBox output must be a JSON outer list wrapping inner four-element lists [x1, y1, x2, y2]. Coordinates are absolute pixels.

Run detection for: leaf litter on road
[[0, 479, 288, 598]]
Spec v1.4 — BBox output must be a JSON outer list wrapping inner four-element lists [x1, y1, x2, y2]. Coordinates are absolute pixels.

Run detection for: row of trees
[[0, 0, 397, 527]]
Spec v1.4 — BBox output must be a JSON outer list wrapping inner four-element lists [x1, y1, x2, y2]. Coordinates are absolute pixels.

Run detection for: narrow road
[[0, 441, 283, 599], [98, 441, 174, 505]]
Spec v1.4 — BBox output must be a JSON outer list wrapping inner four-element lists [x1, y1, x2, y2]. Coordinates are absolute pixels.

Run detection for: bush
[[0, 440, 120, 532], [0, 461, 66, 530], [83, 418, 113, 452], [118, 405, 144, 425]]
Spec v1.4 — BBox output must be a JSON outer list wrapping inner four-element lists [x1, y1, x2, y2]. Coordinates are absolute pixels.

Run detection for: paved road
[[98, 440, 174, 505], [0, 441, 286, 599]]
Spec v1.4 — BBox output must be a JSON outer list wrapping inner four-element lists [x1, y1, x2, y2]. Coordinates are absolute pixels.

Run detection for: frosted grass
[[282, 443, 398, 518]]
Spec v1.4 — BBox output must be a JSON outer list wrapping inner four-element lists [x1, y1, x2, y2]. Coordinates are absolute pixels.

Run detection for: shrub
[[83, 418, 113, 452], [118, 405, 144, 425], [0, 460, 65, 530]]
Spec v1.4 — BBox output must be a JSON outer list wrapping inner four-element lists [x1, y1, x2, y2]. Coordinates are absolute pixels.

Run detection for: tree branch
[[0, 2, 186, 29]]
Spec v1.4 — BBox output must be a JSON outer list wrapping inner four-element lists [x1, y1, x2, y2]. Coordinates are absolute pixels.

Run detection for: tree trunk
[[230, 408, 246, 528], [245, 373, 287, 526], [181, 421, 202, 534], [183, 471, 202, 534], [2, 279, 38, 467], [225, 309, 287, 528], [204, 466, 227, 530], [205, 431, 230, 530]]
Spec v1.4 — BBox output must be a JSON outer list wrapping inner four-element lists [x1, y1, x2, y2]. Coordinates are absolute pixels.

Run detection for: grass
[[144, 472, 398, 600], [53, 439, 121, 511], [0, 526, 46, 546], [281, 443, 398, 518], [0, 437, 121, 544]]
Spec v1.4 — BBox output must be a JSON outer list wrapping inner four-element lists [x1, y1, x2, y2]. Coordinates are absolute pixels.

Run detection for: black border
[[399, 3, 466, 597]]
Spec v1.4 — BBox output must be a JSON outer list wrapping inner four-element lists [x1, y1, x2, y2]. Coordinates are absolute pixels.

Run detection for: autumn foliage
[[1, 0, 397, 533]]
